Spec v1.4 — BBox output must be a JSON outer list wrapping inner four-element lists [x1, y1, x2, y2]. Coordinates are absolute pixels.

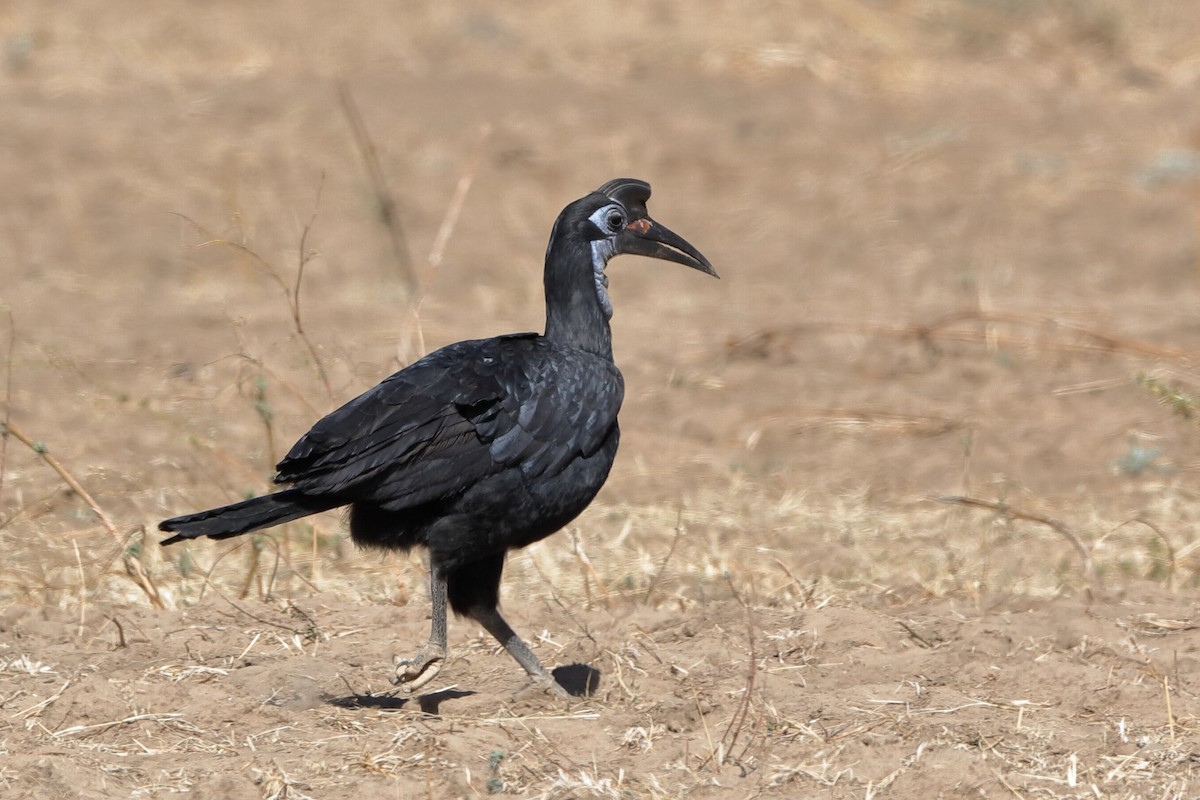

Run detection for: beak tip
[[616, 216, 717, 278]]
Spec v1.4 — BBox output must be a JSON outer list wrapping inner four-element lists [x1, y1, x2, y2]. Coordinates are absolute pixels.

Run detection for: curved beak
[[616, 218, 719, 278]]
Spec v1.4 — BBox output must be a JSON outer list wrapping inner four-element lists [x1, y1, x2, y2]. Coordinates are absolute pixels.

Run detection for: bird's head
[[547, 178, 718, 320]]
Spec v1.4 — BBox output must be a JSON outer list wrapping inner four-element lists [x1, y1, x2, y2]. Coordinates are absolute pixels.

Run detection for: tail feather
[[159, 489, 341, 545]]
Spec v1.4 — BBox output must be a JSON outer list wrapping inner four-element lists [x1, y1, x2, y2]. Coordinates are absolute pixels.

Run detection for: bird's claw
[[392, 647, 446, 693], [526, 672, 573, 702]]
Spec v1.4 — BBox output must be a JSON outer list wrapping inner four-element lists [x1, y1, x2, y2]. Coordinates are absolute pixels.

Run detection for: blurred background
[[4, 0, 1200, 608]]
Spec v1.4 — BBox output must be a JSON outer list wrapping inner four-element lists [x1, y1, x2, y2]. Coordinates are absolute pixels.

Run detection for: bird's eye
[[588, 203, 628, 236]]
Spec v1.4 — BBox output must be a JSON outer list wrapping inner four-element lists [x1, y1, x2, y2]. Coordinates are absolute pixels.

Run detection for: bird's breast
[[513, 425, 620, 547]]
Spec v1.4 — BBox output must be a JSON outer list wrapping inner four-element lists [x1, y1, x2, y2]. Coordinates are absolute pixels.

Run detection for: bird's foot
[[391, 644, 446, 693], [518, 671, 573, 702]]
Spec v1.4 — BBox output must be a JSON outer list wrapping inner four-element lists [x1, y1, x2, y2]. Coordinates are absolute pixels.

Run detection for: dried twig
[[1110, 517, 1177, 588], [728, 578, 761, 766], [173, 208, 335, 405], [698, 576, 761, 771], [418, 123, 492, 301], [401, 122, 492, 361], [0, 420, 164, 608], [644, 508, 684, 605], [1163, 676, 1176, 744], [54, 712, 182, 738], [288, 175, 334, 401], [338, 82, 415, 292], [0, 310, 13, 511], [897, 620, 934, 649], [727, 311, 1200, 365], [774, 558, 820, 607], [569, 529, 611, 609], [762, 406, 965, 437], [934, 495, 1100, 596], [215, 587, 314, 637], [15, 680, 70, 719]]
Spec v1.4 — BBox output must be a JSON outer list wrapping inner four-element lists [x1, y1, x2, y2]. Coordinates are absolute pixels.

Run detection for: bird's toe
[[546, 681, 573, 701], [515, 672, 573, 702], [391, 647, 446, 692]]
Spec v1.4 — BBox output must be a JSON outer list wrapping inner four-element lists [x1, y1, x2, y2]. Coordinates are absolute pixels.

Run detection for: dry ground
[[3, 1, 1200, 797]]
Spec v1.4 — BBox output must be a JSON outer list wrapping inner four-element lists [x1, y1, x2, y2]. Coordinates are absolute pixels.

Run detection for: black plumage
[[160, 178, 716, 697]]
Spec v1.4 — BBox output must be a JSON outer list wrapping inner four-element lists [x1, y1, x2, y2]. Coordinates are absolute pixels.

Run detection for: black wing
[[274, 334, 624, 511]]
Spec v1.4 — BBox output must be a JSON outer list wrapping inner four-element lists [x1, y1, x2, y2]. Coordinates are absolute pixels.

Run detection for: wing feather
[[269, 334, 623, 509]]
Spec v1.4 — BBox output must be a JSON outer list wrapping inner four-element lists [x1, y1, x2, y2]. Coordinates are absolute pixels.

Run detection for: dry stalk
[[1109, 517, 1177, 588], [228, 350, 322, 418], [54, 712, 182, 738], [264, 530, 283, 599], [768, 406, 965, 437], [703, 575, 761, 770], [689, 682, 719, 769], [310, 518, 320, 586], [569, 529, 611, 609], [418, 123, 492, 299], [643, 507, 684, 605], [169, 199, 348, 589], [913, 310, 1187, 360], [773, 558, 819, 606], [213, 588, 317, 639], [174, 207, 335, 405], [251, 376, 277, 469], [289, 175, 334, 401], [727, 310, 1200, 365], [72, 539, 85, 637], [243, 369, 293, 584], [103, 615, 128, 649], [570, 529, 593, 609], [897, 620, 934, 649], [934, 495, 1100, 597], [15, 680, 70, 720], [0, 310, 13, 511], [0, 420, 163, 608], [195, 537, 250, 603], [401, 122, 491, 362], [239, 535, 264, 600], [1163, 675, 1176, 744], [337, 82, 415, 293]]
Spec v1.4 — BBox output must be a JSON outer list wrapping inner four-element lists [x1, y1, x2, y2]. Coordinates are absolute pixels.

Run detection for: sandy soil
[[2, 2, 1200, 797], [2, 591, 1196, 798]]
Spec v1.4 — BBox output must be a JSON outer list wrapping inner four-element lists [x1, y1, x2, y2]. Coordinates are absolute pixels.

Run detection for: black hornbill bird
[[159, 179, 717, 698]]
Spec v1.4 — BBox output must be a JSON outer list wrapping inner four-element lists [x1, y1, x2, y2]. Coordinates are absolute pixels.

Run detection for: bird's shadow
[[328, 664, 601, 713], [328, 687, 476, 715], [552, 663, 602, 697]]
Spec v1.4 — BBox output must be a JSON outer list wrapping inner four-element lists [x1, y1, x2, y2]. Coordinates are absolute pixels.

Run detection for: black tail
[[159, 489, 342, 545]]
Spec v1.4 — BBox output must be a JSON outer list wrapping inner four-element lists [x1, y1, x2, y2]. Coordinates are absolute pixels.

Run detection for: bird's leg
[[392, 568, 448, 692], [468, 605, 571, 700]]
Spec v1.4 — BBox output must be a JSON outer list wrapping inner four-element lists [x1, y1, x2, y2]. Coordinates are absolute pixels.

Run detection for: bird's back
[[274, 333, 625, 521]]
